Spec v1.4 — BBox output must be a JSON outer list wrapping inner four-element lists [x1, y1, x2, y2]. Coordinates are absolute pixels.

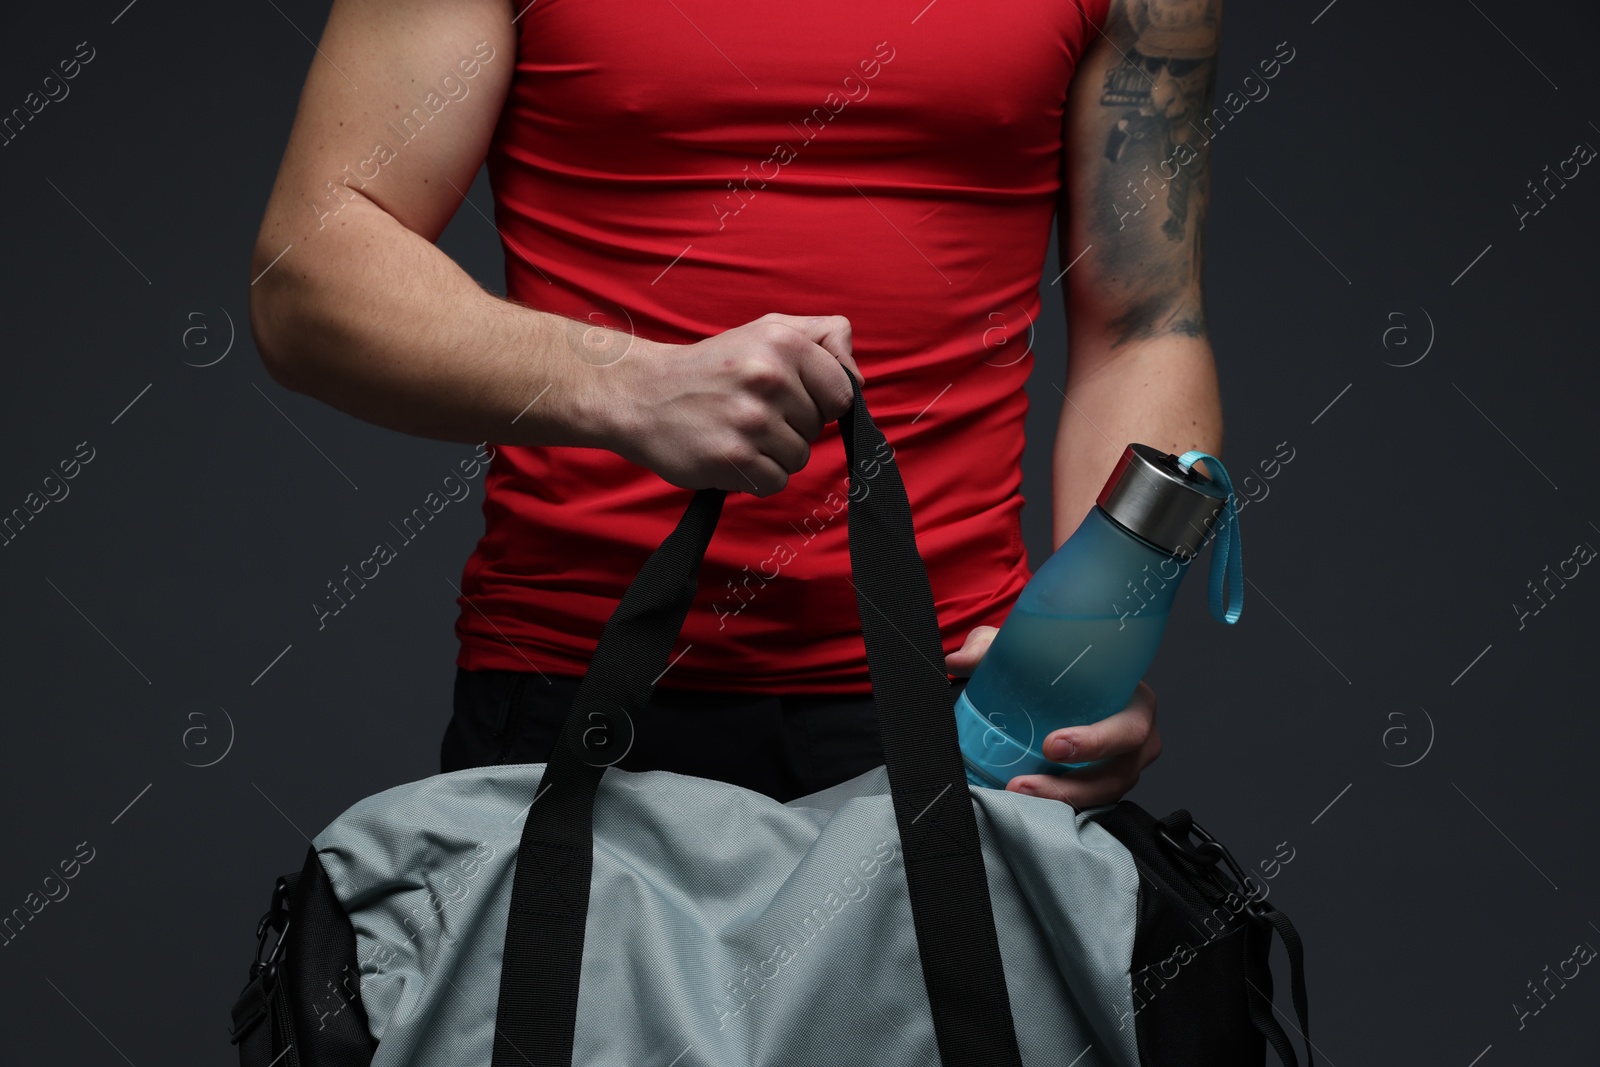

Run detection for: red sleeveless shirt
[[454, 0, 1111, 693]]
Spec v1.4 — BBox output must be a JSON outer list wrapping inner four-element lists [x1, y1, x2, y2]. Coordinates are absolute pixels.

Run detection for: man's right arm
[[249, 0, 584, 443], [249, 0, 857, 496]]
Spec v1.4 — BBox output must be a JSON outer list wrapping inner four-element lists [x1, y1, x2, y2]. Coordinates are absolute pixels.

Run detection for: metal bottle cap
[[1096, 444, 1230, 559]]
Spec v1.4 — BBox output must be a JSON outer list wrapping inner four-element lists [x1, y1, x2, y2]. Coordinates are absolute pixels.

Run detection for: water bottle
[[955, 444, 1243, 789]]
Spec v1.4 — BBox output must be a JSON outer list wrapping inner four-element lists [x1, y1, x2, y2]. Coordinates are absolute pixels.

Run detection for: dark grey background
[[2, 0, 1596, 1062]]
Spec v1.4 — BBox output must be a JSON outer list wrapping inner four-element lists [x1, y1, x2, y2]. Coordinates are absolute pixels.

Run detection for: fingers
[[1005, 682, 1161, 810], [1040, 682, 1156, 764], [1005, 729, 1162, 809], [713, 312, 864, 497], [742, 422, 811, 496], [760, 313, 857, 423], [723, 315, 855, 497], [725, 451, 793, 498], [762, 312, 856, 377], [1005, 744, 1154, 810]]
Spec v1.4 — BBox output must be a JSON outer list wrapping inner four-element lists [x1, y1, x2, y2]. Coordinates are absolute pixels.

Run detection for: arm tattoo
[[1085, 0, 1220, 344]]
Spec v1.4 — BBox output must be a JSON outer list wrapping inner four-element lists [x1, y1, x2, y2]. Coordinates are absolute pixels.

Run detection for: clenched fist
[[606, 313, 861, 497]]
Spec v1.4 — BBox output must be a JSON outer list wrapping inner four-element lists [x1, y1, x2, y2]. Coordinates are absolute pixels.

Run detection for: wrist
[[567, 328, 663, 454]]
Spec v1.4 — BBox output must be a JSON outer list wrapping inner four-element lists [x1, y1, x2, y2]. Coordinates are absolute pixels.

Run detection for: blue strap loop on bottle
[[1176, 450, 1243, 624]]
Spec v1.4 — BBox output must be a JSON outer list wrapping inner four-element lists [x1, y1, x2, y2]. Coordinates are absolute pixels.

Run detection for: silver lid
[[1096, 444, 1230, 559]]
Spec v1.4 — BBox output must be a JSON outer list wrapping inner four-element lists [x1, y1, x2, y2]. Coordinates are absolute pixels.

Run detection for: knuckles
[[755, 321, 795, 350], [722, 437, 760, 467], [739, 353, 788, 394], [729, 396, 770, 435]]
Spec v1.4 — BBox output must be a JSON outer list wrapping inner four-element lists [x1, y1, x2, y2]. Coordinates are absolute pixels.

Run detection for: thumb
[[947, 625, 999, 676]]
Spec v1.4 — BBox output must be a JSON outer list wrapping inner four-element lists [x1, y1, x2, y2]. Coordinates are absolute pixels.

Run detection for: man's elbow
[[247, 239, 314, 393]]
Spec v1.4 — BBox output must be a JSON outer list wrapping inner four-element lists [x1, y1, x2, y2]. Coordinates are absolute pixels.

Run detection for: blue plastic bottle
[[955, 445, 1242, 789]]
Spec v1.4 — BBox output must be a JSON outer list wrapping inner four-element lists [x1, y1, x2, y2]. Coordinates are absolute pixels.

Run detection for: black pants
[[442, 668, 970, 804]]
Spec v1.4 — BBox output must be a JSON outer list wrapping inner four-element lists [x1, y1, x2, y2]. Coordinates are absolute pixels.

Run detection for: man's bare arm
[[248, 0, 592, 442], [249, 0, 857, 496], [1053, 0, 1225, 545], [969, 0, 1224, 804]]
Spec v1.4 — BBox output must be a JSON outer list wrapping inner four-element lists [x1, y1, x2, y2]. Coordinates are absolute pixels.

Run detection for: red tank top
[[455, 0, 1111, 693]]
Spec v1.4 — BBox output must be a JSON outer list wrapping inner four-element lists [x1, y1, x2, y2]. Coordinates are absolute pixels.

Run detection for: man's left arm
[[949, 0, 1225, 804], [1054, 0, 1224, 543]]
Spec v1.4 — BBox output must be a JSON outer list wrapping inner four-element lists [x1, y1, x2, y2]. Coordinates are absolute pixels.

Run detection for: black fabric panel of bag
[[231, 846, 377, 1067], [288, 846, 380, 1063], [1092, 804, 1314, 1066], [491, 371, 1028, 1067]]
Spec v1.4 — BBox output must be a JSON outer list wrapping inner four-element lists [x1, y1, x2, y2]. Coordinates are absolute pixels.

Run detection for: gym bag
[[229, 373, 1313, 1066]]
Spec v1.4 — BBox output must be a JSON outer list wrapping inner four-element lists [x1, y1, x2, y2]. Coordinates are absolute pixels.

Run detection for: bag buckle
[[1158, 817, 1273, 921], [230, 876, 293, 1044], [249, 876, 293, 988]]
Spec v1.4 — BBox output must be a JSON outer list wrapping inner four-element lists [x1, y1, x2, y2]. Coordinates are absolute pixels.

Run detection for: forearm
[[1053, 0, 1227, 549], [1051, 335, 1222, 549], [248, 191, 633, 449]]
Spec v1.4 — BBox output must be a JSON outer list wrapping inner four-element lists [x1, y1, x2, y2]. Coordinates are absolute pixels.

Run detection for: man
[[249, 0, 1223, 806]]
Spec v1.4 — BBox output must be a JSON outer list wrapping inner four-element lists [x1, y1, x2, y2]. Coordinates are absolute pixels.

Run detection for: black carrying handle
[[1245, 905, 1314, 1067], [1154, 809, 1314, 1067], [490, 371, 1025, 1067]]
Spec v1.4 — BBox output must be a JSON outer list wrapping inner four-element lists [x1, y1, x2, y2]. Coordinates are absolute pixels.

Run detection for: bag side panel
[[1093, 804, 1265, 1066], [286, 845, 380, 1065]]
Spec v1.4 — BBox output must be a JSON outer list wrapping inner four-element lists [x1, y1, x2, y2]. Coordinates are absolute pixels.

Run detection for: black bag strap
[[1243, 908, 1314, 1067], [491, 371, 1025, 1067], [1252, 905, 1313, 1067], [1152, 810, 1314, 1067], [229, 969, 276, 1066]]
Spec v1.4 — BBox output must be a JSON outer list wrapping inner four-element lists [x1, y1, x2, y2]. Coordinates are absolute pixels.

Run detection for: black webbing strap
[[229, 972, 275, 1067], [837, 374, 1026, 1067], [490, 372, 1024, 1067], [1244, 919, 1296, 1065], [1266, 906, 1313, 1066], [1244, 902, 1314, 1067], [491, 486, 725, 1067]]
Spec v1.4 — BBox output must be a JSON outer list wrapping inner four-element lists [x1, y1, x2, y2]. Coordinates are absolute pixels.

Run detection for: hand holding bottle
[[949, 627, 1162, 807], [953, 445, 1242, 796]]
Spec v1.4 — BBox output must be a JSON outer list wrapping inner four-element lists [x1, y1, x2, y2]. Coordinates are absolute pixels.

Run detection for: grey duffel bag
[[230, 373, 1312, 1067]]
